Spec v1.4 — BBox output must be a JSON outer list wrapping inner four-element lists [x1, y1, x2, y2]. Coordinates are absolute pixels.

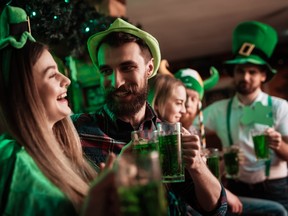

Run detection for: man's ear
[[261, 71, 267, 83], [146, 58, 154, 77]]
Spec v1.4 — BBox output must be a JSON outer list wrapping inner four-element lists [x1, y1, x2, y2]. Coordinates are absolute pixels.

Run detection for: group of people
[[149, 20, 288, 215], [72, 17, 226, 215], [0, 3, 288, 216]]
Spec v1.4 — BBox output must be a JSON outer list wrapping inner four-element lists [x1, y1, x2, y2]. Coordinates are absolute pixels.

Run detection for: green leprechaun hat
[[87, 18, 161, 79], [174, 67, 219, 100], [224, 21, 278, 82], [0, 4, 35, 85], [0, 5, 35, 49]]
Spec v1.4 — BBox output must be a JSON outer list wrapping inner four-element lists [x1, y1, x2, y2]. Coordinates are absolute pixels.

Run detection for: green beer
[[118, 181, 167, 216], [133, 142, 157, 155], [223, 151, 239, 176], [131, 130, 158, 155], [206, 155, 220, 179], [253, 135, 269, 160], [158, 134, 184, 182]]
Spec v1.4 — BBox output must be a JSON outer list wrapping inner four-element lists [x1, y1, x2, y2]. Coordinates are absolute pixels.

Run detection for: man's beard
[[235, 81, 258, 95], [105, 83, 148, 117]]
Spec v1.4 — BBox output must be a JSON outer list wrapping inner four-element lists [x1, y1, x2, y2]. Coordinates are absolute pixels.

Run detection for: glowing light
[[282, 29, 288, 36], [85, 27, 90, 32], [54, 16, 58, 20]]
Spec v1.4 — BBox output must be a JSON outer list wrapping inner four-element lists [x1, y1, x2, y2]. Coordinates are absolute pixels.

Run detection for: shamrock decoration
[[240, 101, 273, 126]]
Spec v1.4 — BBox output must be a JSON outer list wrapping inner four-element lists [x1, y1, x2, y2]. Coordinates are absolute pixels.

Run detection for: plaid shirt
[[72, 102, 227, 215], [72, 103, 158, 165]]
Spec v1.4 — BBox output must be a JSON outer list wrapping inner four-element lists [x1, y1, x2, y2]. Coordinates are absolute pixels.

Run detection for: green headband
[[174, 66, 219, 100], [0, 5, 36, 84]]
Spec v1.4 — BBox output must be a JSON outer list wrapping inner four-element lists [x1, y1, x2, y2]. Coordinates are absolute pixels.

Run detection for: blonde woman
[[0, 5, 118, 216], [148, 73, 186, 123]]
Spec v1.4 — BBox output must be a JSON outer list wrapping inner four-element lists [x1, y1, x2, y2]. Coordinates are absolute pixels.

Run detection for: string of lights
[[9, 0, 122, 58]]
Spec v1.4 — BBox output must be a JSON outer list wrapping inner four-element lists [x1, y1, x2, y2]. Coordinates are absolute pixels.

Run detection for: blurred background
[[9, 0, 288, 112]]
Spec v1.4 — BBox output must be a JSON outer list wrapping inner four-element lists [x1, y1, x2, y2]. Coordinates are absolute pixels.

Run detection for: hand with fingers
[[182, 133, 206, 171], [99, 152, 117, 172], [266, 127, 282, 150], [226, 189, 243, 214]]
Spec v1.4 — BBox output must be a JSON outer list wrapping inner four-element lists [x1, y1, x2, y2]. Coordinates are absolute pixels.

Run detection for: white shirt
[[202, 91, 288, 183]]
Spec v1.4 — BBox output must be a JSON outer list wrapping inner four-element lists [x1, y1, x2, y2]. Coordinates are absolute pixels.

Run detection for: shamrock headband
[[0, 5, 35, 84]]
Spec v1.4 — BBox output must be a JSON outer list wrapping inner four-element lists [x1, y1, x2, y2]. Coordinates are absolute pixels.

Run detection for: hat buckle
[[238, 42, 255, 56]]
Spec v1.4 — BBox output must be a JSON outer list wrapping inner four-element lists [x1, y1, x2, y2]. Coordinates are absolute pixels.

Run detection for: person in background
[[148, 73, 187, 124], [175, 66, 219, 144], [175, 67, 287, 215], [201, 21, 288, 213], [72, 18, 228, 215], [0, 5, 119, 216]]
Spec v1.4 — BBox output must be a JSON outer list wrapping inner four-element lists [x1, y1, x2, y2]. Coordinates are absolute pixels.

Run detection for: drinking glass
[[223, 146, 239, 178], [157, 122, 185, 183], [204, 148, 220, 180], [251, 125, 270, 160], [115, 152, 167, 216], [131, 130, 158, 155]]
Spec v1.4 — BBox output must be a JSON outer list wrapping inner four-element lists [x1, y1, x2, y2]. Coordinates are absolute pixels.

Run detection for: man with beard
[[72, 18, 228, 215], [201, 21, 288, 212], [176, 68, 287, 215]]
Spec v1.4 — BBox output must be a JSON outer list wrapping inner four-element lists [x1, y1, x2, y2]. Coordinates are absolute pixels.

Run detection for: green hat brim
[[224, 55, 276, 82], [87, 18, 161, 79]]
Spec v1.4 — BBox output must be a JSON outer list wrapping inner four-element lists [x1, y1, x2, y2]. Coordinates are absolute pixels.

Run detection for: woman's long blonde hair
[[0, 41, 97, 212]]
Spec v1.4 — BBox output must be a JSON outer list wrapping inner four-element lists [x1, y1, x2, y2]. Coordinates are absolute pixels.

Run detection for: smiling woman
[[33, 48, 71, 127], [0, 5, 120, 216]]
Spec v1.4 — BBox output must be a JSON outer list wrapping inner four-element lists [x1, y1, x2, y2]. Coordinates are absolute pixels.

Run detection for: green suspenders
[[227, 98, 233, 146]]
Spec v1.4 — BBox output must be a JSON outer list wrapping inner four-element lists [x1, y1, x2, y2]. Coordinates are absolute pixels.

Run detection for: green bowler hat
[[224, 21, 278, 81], [87, 18, 161, 79]]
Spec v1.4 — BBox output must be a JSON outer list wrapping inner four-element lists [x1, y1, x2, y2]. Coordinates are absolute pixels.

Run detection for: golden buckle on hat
[[238, 42, 255, 56]]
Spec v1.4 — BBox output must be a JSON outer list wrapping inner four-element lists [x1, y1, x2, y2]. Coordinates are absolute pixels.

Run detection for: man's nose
[[106, 70, 125, 89], [185, 97, 193, 108], [109, 70, 125, 88], [243, 71, 251, 80]]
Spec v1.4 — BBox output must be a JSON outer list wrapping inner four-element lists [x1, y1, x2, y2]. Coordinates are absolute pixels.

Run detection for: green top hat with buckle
[[224, 21, 278, 82], [87, 18, 161, 79]]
